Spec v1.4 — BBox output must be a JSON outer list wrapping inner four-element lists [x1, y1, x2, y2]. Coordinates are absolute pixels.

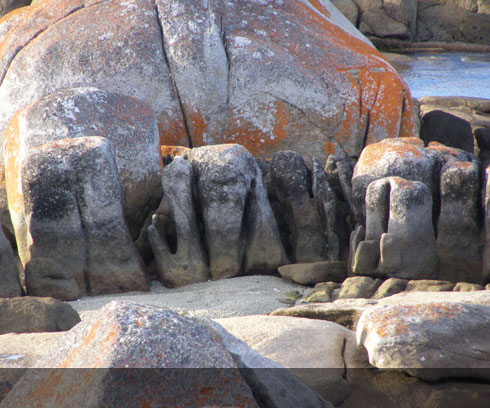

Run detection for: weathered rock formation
[[149, 144, 287, 286], [351, 137, 484, 283], [5, 135, 147, 300], [0, 0, 415, 163]]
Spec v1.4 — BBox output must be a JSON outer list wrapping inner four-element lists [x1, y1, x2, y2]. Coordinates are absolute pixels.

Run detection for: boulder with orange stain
[[352, 138, 483, 283], [357, 301, 490, 381], [0, 0, 416, 170], [0, 301, 261, 408]]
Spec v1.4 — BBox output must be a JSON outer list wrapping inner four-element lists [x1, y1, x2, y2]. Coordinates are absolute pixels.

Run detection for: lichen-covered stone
[[352, 176, 437, 280], [357, 301, 490, 381], [0, 0, 416, 167], [352, 138, 437, 224], [3, 87, 162, 238], [1, 301, 260, 408]]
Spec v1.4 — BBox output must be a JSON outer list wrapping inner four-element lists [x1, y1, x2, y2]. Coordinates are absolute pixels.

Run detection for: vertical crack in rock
[[152, 0, 192, 148], [73, 180, 91, 295], [0, 0, 111, 86], [340, 337, 348, 380], [216, 7, 232, 137]]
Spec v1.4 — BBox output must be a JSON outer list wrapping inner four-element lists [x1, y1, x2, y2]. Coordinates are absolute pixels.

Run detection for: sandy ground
[[68, 275, 310, 321]]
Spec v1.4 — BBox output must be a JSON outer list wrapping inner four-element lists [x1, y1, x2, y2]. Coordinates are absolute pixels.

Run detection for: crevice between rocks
[[151, 0, 193, 148]]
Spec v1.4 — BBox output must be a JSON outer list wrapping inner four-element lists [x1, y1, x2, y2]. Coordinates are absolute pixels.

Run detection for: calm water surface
[[390, 52, 490, 99]]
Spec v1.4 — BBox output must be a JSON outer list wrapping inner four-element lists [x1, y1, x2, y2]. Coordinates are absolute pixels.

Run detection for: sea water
[[390, 52, 490, 99]]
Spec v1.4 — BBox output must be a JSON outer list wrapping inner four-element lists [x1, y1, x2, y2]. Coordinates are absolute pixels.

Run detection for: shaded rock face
[[0, 226, 20, 297], [149, 144, 287, 285], [0, 296, 80, 334], [351, 137, 483, 283], [260, 151, 351, 264], [0, 0, 30, 18], [0, 0, 416, 168], [420, 110, 474, 153], [4, 136, 147, 300]]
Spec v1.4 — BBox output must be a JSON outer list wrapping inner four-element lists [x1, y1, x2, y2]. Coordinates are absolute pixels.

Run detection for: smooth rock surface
[[216, 315, 369, 406], [278, 262, 346, 285], [338, 276, 382, 299], [357, 301, 490, 380], [199, 318, 334, 408]]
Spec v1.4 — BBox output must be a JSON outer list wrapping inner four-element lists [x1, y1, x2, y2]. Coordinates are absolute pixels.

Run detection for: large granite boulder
[[357, 301, 490, 381], [0, 0, 416, 165], [4, 135, 147, 300], [1, 301, 333, 408], [0, 297, 80, 334], [352, 137, 437, 224], [216, 314, 368, 406], [3, 87, 162, 238]]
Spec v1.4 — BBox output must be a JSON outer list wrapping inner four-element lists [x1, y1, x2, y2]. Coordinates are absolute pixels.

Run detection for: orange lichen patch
[[365, 71, 405, 145], [324, 141, 335, 156], [222, 100, 289, 157], [372, 303, 465, 339], [160, 145, 191, 161], [389, 176, 418, 191], [185, 108, 208, 147], [398, 85, 418, 138], [307, 0, 331, 19], [59, 318, 103, 368], [357, 138, 426, 169], [157, 118, 188, 148]]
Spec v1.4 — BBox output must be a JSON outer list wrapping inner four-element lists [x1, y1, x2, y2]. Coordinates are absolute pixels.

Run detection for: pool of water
[[389, 52, 490, 99]]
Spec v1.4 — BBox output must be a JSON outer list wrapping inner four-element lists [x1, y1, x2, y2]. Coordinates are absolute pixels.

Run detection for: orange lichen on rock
[[222, 100, 290, 158], [372, 303, 465, 339], [356, 138, 425, 169]]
